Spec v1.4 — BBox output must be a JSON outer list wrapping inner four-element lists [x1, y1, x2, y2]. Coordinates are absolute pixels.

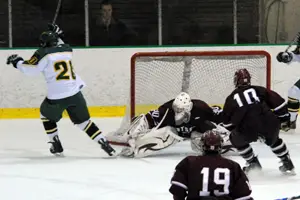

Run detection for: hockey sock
[[288, 96, 299, 122], [269, 138, 289, 159], [237, 144, 255, 162], [77, 120, 105, 141], [41, 117, 58, 142]]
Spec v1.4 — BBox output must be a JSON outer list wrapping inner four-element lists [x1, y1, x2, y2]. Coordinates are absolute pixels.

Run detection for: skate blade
[[101, 151, 119, 158], [119, 153, 134, 158], [53, 152, 65, 157], [281, 169, 296, 176]]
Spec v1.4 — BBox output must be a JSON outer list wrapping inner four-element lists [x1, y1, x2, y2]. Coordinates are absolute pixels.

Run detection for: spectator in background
[[90, 0, 136, 46]]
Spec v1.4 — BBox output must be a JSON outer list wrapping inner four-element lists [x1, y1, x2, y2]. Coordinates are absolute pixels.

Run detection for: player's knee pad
[[76, 120, 90, 130], [264, 135, 279, 147], [229, 130, 247, 148], [40, 99, 62, 122]]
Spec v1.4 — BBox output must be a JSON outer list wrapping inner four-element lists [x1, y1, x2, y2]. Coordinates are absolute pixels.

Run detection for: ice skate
[[98, 138, 116, 156], [290, 120, 297, 129], [120, 146, 135, 157], [243, 156, 262, 174], [48, 135, 64, 156], [290, 114, 297, 130], [279, 155, 296, 175]]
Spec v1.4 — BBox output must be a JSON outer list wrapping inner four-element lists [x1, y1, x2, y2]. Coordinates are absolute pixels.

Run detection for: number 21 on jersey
[[54, 60, 76, 81], [233, 88, 260, 107]]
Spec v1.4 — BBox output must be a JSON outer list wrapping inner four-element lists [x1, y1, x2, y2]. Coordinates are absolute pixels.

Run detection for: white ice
[[0, 118, 300, 200]]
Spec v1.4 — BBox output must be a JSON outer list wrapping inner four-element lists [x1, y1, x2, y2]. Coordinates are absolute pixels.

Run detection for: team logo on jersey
[[176, 126, 195, 136]]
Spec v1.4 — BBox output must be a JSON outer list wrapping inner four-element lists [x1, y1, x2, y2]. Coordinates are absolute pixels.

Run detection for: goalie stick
[[109, 109, 169, 146]]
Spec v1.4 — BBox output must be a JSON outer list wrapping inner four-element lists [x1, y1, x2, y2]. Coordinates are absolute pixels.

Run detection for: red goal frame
[[130, 50, 271, 118]]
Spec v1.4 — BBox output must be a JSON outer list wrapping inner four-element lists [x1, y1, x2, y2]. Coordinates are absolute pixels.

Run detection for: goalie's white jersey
[[16, 44, 85, 100]]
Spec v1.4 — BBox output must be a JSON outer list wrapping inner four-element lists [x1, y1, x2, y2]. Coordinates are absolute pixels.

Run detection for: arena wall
[[0, 45, 298, 118]]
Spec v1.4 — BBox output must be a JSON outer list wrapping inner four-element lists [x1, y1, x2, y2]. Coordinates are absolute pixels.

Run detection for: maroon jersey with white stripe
[[222, 85, 287, 128], [169, 155, 253, 200], [145, 99, 219, 138]]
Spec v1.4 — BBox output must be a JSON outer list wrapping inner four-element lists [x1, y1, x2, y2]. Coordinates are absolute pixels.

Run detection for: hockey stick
[[52, 0, 62, 24], [285, 32, 300, 52], [275, 194, 300, 200]]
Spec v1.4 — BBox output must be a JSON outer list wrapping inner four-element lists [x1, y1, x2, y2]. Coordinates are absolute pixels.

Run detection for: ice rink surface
[[1, 117, 300, 200]]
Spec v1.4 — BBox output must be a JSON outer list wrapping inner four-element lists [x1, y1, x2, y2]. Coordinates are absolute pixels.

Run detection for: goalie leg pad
[[129, 126, 183, 157], [127, 114, 149, 138], [105, 114, 150, 146]]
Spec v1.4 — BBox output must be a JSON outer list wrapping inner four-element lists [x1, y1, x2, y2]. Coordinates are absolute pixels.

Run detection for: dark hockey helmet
[[201, 130, 223, 154], [39, 31, 58, 47], [234, 68, 251, 88]]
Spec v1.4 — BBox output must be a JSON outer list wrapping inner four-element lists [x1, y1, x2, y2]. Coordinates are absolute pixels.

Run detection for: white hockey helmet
[[172, 92, 193, 125]]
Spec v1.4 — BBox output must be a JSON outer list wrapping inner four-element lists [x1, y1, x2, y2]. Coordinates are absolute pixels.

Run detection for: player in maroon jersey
[[169, 130, 253, 200], [222, 68, 295, 174], [117, 92, 234, 157]]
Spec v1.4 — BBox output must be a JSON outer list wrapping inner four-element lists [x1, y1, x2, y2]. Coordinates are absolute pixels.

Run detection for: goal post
[[130, 50, 271, 119]]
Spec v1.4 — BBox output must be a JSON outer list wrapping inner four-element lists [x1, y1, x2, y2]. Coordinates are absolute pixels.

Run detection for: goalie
[[117, 92, 234, 157]]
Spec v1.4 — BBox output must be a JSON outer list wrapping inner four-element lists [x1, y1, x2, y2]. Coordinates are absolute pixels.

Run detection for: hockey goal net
[[111, 50, 271, 143]]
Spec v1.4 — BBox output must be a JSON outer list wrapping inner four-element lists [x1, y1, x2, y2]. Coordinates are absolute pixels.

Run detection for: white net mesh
[[111, 51, 270, 142]]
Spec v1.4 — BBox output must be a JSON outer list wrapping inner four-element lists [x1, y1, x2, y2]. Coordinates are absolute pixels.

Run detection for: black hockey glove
[[276, 52, 293, 63], [6, 54, 24, 68], [48, 23, 64, 39]]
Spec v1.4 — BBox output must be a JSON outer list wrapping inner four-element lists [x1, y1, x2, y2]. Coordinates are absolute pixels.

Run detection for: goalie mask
[[234, 68, 251, 88], [172, 92, 193, 125]]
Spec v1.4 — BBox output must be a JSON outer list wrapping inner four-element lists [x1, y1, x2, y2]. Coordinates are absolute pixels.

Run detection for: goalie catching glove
[[277, 52, 293, 63], [277, 43, 300, 64]]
